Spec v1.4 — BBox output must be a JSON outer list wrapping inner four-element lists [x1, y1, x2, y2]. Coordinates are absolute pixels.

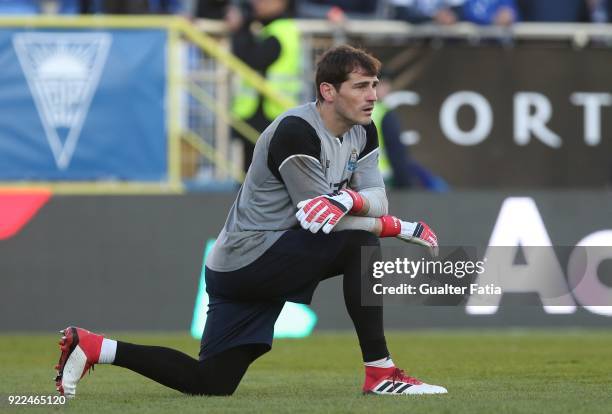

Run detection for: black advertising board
[[1, 192, 611, 331], [371, 42, 612, 188]]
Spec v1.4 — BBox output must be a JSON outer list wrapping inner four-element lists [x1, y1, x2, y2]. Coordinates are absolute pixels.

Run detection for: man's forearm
[[348, 187, 388, 218], [332, 214, 439, 256], [333, 216, 382, 235], [332, 215, 407, 237]]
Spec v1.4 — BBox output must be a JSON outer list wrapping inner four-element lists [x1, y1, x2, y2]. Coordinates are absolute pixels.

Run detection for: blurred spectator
[[228, 0, 301, 172], [42, 0, 88, 14], [79, 0, 184, 14], [195, 0, 229, 19], [56, 0, 80, 14], [35, 0, 185, 15], [297, 0, 379, 19], [148, 0, 184, 14], [373, 75, 448, 191], [0, 0, 40, 14], [586, 0, 608, 22], [516, 0, 589, 22], [79, 0, 149, 13], [462, 0, 518, 25], [391, 0, 465, 25]]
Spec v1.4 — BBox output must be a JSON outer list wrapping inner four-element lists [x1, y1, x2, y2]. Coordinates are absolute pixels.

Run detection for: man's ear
[[319, 82, 336, 102]]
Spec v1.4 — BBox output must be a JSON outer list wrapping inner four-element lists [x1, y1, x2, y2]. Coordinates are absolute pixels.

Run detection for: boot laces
[[391, 368, 422, 385]]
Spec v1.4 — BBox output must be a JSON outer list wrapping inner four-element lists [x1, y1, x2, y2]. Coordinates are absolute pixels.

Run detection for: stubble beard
[[337, 104, 370, 129]]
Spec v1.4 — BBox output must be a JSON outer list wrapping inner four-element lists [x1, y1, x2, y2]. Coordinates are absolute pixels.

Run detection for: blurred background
[[0, 0, 611, 335]]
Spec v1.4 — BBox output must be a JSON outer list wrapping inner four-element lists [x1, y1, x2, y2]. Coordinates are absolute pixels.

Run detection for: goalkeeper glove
[[296, 189, 364, 234], [379, 215, 439, 257]]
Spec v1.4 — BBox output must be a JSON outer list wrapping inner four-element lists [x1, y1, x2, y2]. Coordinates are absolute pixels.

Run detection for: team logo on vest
[[13, 33, 112, 169], [347, 149, 358, 172]]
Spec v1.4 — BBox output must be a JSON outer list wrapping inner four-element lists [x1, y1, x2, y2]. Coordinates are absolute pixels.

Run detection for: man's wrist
[[343, 189, 365, 214], [379, 215, 402, 237]]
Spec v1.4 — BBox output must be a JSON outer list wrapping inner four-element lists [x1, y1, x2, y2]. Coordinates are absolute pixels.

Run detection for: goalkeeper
[[55, 45, 446, 398]]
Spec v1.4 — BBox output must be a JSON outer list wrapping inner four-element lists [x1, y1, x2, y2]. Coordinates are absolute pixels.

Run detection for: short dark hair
[[315, 45, 381, 102]]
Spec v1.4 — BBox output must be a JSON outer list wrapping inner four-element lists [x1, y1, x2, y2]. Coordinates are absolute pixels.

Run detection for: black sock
[[339, 231, 389, 362], [113, 343, 258, 396]]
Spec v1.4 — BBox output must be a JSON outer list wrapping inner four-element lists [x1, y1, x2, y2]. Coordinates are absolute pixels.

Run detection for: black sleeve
[[351, 122, 384, 191], [268, 116, 322, 182], [358, 121, 379, 161], [381, 110, 413, 188], [232, 26, 282, 73], [578, 0, 590, 22]]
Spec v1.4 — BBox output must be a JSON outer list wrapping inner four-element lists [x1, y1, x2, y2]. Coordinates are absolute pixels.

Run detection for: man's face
[[333, 70, 379, 126], [251, 0, 286, 19]]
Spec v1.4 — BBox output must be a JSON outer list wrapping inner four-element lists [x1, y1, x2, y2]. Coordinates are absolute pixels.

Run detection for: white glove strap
[[400, 220, 417, 237], [334, 191, 355, 211]]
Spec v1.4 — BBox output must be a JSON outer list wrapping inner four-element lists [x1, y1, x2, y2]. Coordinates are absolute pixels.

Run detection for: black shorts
[[199, 229, 378, 360]]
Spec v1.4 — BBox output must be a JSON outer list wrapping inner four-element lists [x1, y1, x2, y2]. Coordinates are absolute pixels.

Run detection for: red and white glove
[[379, 215, 439, 257], [296, 189, 363, 234]]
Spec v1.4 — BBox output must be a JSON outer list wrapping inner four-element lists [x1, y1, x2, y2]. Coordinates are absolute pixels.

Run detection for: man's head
[[250, 0, 289, 20], [315, 45, 381, 127]]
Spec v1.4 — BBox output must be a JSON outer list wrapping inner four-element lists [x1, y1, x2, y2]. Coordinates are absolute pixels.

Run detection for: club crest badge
[[13, 32, 112, 170], [347, 149, 358, 172]]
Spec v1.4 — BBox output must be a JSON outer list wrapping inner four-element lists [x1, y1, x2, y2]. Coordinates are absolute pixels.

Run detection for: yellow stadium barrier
[[0, 16, 294, 193]]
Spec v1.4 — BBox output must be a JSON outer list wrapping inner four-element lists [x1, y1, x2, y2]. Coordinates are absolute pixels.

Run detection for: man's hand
[[380, 215, 439, 257], [224, 5, 244, 32], [296, 191, 354, 234], [399, 221, 439, 257]]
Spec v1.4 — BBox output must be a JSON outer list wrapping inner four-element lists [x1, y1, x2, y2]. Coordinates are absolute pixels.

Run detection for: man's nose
[[367, 87, 377, 101]]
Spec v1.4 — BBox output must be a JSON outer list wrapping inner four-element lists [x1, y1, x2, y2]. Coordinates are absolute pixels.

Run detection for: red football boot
[[363, 366, 447, 395], [55, 326, 103, 398]]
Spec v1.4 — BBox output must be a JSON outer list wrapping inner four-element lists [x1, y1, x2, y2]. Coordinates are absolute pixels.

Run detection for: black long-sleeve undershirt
[[231, 17, 282, 74]]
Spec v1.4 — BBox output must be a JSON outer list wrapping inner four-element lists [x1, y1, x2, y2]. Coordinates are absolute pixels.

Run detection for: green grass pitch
[[1, 330, 611, 413]]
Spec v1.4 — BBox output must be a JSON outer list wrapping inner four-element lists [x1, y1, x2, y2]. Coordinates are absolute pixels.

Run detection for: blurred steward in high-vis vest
[[226, 0, 301, 172]]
